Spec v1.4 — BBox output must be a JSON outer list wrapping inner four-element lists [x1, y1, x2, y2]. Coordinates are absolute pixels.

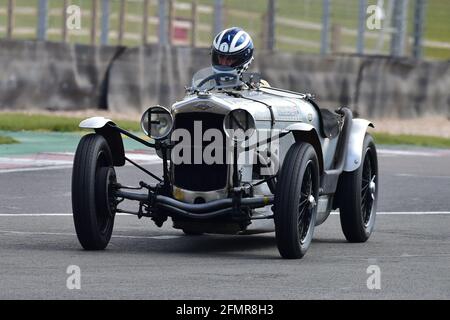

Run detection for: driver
[[212, 27, 254, 76], [211, 27, 270, 88]]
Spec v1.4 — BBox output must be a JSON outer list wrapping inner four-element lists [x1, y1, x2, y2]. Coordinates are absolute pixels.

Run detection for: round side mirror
[[141, 106, 173, 140]]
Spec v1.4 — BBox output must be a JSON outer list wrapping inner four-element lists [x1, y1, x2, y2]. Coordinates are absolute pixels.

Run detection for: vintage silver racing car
[[72, 67, 378, 259]]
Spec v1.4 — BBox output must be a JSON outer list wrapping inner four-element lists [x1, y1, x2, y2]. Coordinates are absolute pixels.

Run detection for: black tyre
[[338, 133, 378, 242], [72, 133, 117, 250], [274, 142, 319, 259]]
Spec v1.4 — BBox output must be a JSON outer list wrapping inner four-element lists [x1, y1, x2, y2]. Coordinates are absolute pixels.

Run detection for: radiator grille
[[172, 112, 227, 191]]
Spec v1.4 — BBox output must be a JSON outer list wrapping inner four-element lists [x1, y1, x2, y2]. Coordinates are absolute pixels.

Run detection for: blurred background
[[0, 0, 448, 59], [0, 0, 449, 141]]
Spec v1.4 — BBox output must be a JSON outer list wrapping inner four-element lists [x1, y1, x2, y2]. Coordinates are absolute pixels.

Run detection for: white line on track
[[0, 148, 448, 174], [0, 213, 130, 217], [0, 152, 162, 174], [377, 149, 450, 157], [0, 165, 73, 173], [0, 159, 161, 174], [0, 212, 449, 217], [0, 230, 181, 240], [395, 173, 450, 179], [332, 211, 450, 215]]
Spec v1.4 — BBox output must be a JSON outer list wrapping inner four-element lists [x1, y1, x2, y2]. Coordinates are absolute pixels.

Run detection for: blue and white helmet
[[211, 27, 254, 75]]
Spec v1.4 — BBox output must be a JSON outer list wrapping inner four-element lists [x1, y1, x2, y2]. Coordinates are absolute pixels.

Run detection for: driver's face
[[218, 55, 236, 66]]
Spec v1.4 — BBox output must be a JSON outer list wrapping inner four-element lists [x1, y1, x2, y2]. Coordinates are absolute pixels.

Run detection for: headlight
[[141, 106, 173, 140], [223, 109, 256, 142]]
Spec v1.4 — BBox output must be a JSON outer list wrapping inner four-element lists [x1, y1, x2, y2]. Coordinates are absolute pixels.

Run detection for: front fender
[[284, 123, 316, 133], [79, 117, 114, 129], [79, 117, 125, 167], [283, 123, 324, 172], [343, 119, 374, 172]]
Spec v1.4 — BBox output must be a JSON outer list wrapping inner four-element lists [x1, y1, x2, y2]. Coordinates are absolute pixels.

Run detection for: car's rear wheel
[[338, 133, 378, 242], [274, 142, 319, 259], [72, 133, 116, 250]]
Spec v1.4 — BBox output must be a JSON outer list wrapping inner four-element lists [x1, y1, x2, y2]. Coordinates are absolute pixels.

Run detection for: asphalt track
[[0, 146, 449, 299]]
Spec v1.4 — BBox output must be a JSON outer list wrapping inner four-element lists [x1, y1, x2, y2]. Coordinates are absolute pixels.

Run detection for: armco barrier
[[1, 40, 449, 118]]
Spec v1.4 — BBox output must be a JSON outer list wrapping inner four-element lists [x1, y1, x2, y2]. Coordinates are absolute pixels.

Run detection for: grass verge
[[0, 135, 19, 145], [0, 113, 140, 132], [373, 132, 450, 149], [1, 113, 450, 148]]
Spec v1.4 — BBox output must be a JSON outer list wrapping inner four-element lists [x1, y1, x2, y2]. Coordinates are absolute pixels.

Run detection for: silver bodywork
[[344, 119, 374, 172], [79, 70, 373, 231], [167, 85, 372, 227], [79, 117, 114, 129]]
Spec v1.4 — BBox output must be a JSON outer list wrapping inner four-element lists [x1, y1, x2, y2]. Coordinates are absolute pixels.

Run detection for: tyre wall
[[0, 40, 121, 111]]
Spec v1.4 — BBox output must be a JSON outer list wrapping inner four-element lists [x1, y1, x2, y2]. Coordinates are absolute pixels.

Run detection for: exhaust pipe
[[115, 190, 273, 214]]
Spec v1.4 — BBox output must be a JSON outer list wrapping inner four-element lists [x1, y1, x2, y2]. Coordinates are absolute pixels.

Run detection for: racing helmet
[[211, 27, 254, 76]]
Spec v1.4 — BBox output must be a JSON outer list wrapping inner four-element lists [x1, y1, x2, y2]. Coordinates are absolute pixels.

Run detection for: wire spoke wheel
[[275, 142, 319, 259], [298, 161, 315, 244], [361, 149, 376, 227]]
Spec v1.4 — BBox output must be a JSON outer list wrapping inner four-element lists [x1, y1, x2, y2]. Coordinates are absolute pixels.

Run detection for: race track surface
[[0, 146, 449, 299]]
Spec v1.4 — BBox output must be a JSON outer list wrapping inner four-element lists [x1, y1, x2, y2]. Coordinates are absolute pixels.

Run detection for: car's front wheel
[[274, 142, 319, 259], [72, 133, 116, 250]]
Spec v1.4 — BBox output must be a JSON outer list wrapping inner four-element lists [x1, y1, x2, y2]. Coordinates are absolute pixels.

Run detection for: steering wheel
[[197, 73, 238, 88]]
